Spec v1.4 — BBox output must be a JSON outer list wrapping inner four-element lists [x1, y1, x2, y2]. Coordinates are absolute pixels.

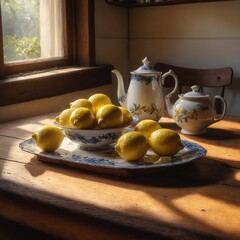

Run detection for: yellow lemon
[[149, 128, 184, 156], [115, 131, 150, 161], [32, 125, 64, 152], [96, 104, 123, 129], [70, 107, 95, 129], [88, 93, 112, 113], [119, 107, 133, 126], [135, 119, 161, 138], [70, 98, 95, 114], [55, 109, 74, 128]]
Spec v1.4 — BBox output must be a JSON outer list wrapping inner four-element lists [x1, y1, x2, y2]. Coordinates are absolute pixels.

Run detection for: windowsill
[[0, 65, 113, 106]]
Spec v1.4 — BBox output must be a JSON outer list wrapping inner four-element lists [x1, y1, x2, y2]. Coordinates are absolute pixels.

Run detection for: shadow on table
[[183, 128, 240, 146], [161, 122, 240, 139], [24, 155, 239, 239], [116, 158, 234, 188], [25, 155, 234, 188], [202, 127, 240, 140]]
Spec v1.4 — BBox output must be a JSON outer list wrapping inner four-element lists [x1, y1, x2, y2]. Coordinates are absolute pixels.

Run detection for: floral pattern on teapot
[[174, 103, 209, 124], [131, 75, 159, 85], [112, 57, 178, 121], [129, 103, 161, 119], [165, 85, 227, 135]]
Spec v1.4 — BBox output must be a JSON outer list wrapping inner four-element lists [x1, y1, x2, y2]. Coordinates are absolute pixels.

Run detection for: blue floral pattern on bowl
[[66, 132, 119, 144], [61, 124, 128, 150]]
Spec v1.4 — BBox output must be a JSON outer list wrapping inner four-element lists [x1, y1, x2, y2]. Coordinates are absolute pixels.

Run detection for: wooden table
[[0, 113, 239, 240]]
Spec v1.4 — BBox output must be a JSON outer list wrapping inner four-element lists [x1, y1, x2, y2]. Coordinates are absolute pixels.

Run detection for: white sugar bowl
[[165, 85, 227, 135]]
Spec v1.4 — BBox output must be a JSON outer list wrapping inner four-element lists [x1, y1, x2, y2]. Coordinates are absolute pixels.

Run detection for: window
[[0, 0, 112, 106], [2, 0, 65, 63], [1, 0, 74, 76]]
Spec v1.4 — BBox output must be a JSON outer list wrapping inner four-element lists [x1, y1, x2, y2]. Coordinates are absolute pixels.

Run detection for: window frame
[[0, 0, 112, 106]]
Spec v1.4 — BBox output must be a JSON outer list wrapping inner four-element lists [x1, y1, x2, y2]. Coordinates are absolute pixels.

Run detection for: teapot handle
[[213, 96, 226, 123], [162, 70, 179, 97], [162, 70, 179, 118]]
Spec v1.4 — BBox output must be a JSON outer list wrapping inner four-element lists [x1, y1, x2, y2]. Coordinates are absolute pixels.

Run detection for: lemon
[[149, 128, 184, 156], [32, 125, 64, 152], [119, 107, 133, 126], [115, 131, 150, 161], [55, 109, 74, 128], [88, 93, 112, 113], [70, 107, 95, 129], [153, 156, 172, 164], [96, 104, 123, 128], [135, 119, 161, 138], [70, 98, 95, 114]]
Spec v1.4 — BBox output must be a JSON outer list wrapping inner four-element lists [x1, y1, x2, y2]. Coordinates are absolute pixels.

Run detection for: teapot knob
[[191, 85, 200, 92], [142, 57, 150, 66]]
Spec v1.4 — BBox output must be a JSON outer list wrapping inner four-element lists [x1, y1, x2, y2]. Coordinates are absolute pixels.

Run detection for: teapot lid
[[183, 85, 209, 98], [131, 57, 161, 75]]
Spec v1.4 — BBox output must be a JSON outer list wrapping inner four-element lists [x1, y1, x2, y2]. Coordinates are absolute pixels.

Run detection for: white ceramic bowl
[[55, 117, 138, 151], [55, 121, 136, 151]]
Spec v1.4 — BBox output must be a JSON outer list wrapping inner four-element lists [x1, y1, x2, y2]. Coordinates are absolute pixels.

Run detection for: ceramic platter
[[19, 138, 207, 176]]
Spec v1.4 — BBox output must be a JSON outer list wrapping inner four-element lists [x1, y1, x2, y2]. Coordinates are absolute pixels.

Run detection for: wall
[[0, 0, 128, 123], [95, 0, 129, 104], [1, 0, 240, 122], [129, 0, 240, 116]]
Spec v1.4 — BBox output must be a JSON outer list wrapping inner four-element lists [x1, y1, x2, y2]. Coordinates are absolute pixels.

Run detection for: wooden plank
[[0, 192, 161, 240], [0, 65, 112, 106], [0, 216, 58, 240], [0, 134, 239, 185], [0, 112, 57, 138], [0, 137, 30, 163], [159, 116, 240, 168], [0, 159, 240, 239], [1, 114, 239, 145], [0, 114, 240, 239], [0, 115, 239, 168]]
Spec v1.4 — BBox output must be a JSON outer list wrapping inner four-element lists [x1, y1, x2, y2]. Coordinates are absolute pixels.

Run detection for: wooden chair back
[[154, 63, 233, 113], [155, 63, 233, 96]]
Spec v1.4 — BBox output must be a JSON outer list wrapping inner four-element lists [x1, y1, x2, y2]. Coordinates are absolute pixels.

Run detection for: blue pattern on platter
[[19, 138, 207, 171]]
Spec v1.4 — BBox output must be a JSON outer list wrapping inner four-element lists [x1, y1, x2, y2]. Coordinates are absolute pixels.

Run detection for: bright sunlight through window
[[1, 0, 65, 63]]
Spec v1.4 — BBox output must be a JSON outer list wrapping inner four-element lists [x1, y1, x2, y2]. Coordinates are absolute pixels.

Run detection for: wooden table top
[[0, 113, 239, 240]]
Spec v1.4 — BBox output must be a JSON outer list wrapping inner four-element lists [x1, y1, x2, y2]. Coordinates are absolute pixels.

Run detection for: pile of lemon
[[115, 119, 184, 163], [55, 93, 132, 129], [32, 93, 184, 163], [32, 93, 132, 152]]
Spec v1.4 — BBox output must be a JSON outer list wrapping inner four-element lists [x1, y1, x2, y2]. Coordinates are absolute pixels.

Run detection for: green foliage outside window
[[1, 0, 41, 62]]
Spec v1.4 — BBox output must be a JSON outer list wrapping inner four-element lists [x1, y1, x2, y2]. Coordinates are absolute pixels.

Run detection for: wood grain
[[0, 114, 240, 239], [0, 65, 112, 106]]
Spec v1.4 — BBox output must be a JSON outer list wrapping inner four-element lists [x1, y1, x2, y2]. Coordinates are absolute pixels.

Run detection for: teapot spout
[[112, 69, 127, 108], [165, 95, 174, 118]]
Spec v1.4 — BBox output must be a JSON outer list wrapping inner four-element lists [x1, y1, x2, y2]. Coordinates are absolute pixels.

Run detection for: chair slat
[[155, 62, 233, 113]]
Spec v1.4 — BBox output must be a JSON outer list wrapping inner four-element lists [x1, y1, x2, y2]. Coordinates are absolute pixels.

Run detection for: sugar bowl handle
[[213, 96, 226, 123]]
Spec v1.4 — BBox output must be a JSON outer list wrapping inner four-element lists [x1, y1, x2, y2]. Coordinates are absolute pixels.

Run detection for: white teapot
[[165, 85, 227, 135], [112, 57, 178, 121]]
